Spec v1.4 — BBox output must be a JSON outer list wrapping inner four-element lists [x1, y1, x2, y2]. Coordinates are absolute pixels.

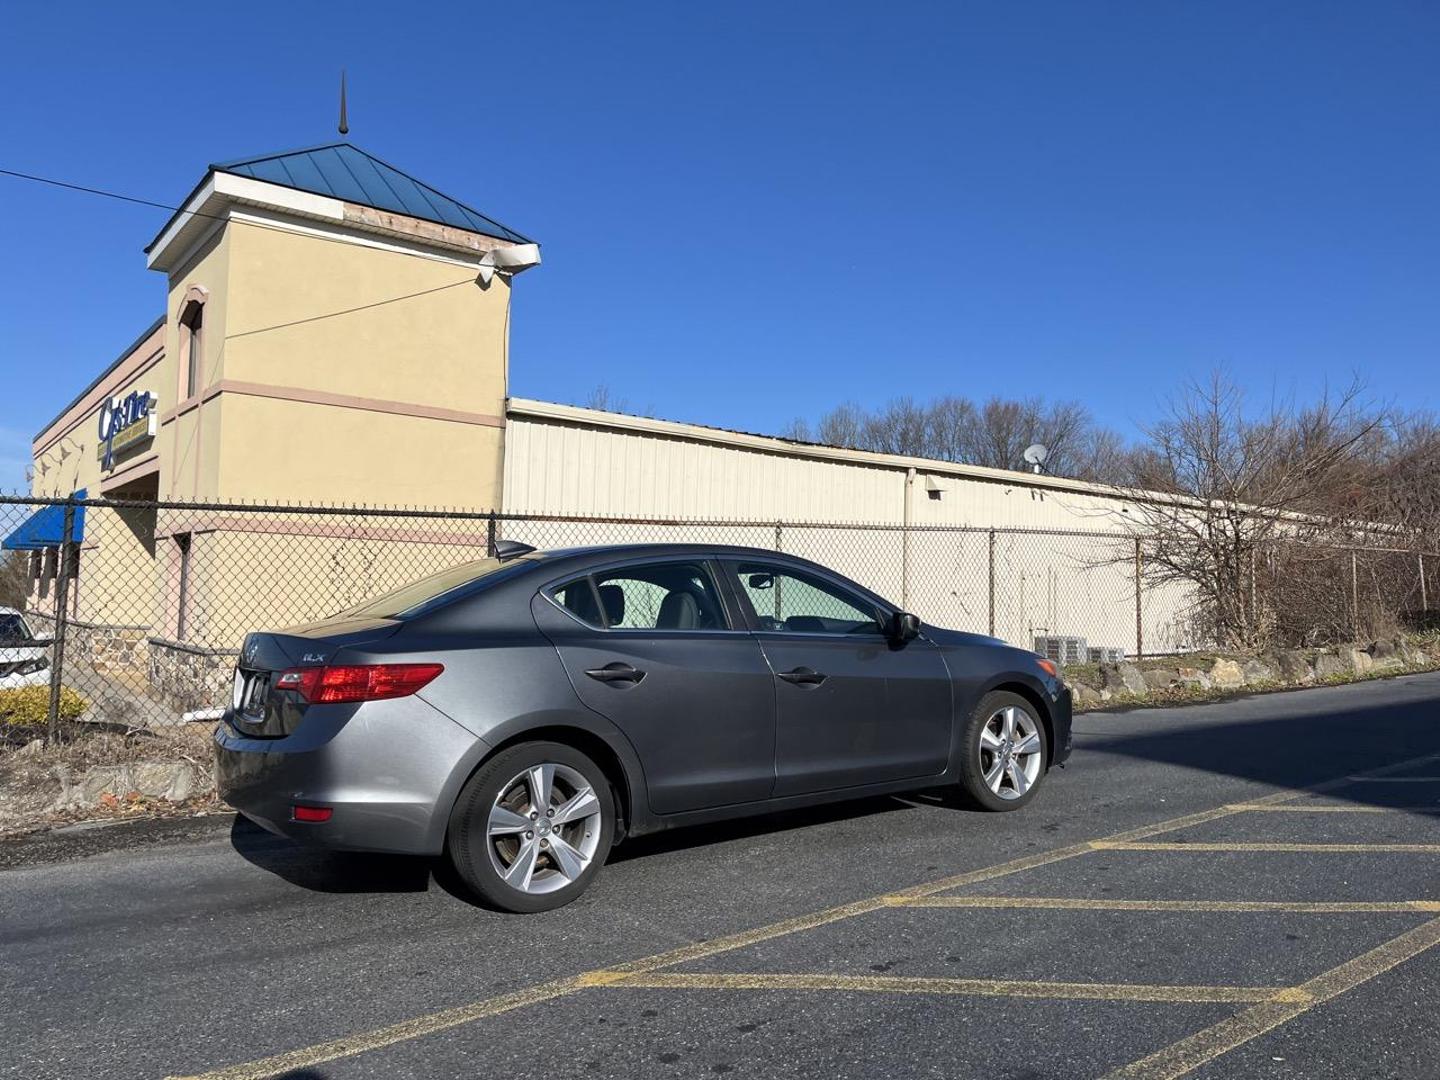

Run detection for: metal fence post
[[1421, 552, 1428, 614], [1134, 537, 1144, 660], [1250, 547, 1258, 631], [46, 499, 76, 745], [486, 513, 497, 558], [901, 528, 911, 612], [987, 529, 996, 637], [1351, 550, 1360, 638]]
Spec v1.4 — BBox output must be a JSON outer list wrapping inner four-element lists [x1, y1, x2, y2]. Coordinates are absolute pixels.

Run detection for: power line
[[0, 165, 502, 268], [225, 278, 475, 340], [0, 167, 181, 214]]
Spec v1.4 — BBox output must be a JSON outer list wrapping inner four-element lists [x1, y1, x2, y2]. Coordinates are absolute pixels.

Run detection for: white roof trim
[[147, 172, 346, 272], [145, 174, 217, 271]]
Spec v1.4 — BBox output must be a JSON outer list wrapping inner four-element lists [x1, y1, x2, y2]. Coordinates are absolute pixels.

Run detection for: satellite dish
[[1023, 443, 1049, 473]]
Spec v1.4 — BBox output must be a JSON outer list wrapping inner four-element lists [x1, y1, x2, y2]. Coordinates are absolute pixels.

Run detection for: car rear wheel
[[956, 691, 1048, 811], [447, 741, 614, 912]]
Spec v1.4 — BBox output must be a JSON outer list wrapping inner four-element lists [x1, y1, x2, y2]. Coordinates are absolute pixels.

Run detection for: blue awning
[[2, 491, 87, 551]]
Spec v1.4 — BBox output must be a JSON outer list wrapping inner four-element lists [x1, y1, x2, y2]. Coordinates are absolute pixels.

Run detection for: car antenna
[[494, 540, 536, 560]]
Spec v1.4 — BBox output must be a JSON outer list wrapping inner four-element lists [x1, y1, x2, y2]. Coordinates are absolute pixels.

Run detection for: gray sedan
[[216, 543, 1072, 912]]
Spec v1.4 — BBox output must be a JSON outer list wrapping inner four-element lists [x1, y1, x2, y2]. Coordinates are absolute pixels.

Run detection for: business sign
[[97, 390, 157, 469]]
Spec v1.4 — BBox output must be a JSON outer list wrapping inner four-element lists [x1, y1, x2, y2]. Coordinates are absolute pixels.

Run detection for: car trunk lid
[[230, 617, 401, 737]]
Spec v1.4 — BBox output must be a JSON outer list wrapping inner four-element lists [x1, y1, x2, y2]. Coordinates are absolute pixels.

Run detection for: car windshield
[[0, 613, 33, 644], [341, 556, 539, 620]]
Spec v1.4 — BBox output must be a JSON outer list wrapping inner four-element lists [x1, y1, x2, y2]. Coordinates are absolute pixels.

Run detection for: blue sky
[[1, 1, 1437, 491]]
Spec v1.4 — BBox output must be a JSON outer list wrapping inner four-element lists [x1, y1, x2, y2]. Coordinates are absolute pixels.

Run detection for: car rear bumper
[[213, 696, 488, 856]]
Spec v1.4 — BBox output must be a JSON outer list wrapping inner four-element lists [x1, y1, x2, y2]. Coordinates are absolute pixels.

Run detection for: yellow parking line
[[1226, 803, 1440, 813], [165, 977, 586, 1080], [1103, 916, 1440, 1079], [166, 748, 1440, 1080], [896, 896, 1440, 914], [1094, 841, 1440, 854], [578, 973, 1301, 1008], [578, 970, 1292, 1004]]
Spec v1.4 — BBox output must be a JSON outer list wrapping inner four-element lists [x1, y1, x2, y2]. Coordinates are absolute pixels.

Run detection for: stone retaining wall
[[1068, 636, 1437, 707], [147, 638, 238, 716], [23, 611, 150, 679]]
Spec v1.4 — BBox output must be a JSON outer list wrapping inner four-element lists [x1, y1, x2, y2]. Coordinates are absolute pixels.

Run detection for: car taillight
[[274, 663, 444, 703]]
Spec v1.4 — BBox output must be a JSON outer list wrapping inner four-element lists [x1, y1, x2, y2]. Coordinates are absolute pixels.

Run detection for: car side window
[[730, 562, 885, 636], [552, 578, 608, 629], [571, 562, 729, 631]]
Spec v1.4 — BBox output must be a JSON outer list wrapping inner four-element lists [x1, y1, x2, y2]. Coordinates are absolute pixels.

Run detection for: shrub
[[0, 685, 88, 728]]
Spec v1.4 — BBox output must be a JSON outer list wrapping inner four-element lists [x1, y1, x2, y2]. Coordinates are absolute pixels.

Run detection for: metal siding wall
[[504, 418, 903, 523], [913, 474, 1140, 534]]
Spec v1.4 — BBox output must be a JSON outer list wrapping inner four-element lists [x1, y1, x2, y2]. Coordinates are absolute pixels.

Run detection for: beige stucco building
[[12, 142, 1182, 717]]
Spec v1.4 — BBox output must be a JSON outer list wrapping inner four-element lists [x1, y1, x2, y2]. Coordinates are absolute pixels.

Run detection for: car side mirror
[[890, 611, 921, 644]]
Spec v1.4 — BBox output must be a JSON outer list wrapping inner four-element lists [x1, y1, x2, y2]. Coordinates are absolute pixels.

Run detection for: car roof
[[532, 542, 814, 561]]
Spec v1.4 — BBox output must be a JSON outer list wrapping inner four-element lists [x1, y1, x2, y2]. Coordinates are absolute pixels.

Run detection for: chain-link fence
[[2, 493, 1434, 735]]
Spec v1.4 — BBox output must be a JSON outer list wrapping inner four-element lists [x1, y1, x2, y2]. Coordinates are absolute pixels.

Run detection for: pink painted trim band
[[158, 382, 223, 425], [99, 452, 161, 493]]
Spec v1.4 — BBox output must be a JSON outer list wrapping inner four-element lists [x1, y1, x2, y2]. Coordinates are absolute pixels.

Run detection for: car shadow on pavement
[[228, 815, 434, 893], [607, 794, 917, 864], [1087, 682, 1440, 810], [227, 795, 920, 904]]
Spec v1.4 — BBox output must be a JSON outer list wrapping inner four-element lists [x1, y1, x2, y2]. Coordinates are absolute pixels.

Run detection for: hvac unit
[[1088, 646, 1126, 664], [1033, 635, 1088, 666]]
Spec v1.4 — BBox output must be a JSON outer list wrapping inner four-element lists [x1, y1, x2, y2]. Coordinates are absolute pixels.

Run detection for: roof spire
[[338, 70, 349, 136]]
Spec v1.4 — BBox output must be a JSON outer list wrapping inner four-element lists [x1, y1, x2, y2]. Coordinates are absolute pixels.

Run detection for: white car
[[0, 608, 51, 689]]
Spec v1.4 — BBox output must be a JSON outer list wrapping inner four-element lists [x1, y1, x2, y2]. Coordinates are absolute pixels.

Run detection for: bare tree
[[783, 393, 1131, 480], [784, 403, 868, 449], [862, 397, 930, 456], [583, 385, 630, 413], [924, 396, 980, 463], [1125, 373, 1386, 648], [0, 551, 28, 610]]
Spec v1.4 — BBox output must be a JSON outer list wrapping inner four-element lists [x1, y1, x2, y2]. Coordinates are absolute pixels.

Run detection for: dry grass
[[1, 721, 215, 769], [0, 722, 221, 838]]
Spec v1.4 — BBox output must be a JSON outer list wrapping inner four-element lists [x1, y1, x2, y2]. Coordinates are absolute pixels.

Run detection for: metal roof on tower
[[212, 143, 531, 244]]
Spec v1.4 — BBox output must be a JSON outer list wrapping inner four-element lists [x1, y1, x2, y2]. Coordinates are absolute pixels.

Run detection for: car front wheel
[[956, 691, 1048, 811], [447, 741, 614, 912]]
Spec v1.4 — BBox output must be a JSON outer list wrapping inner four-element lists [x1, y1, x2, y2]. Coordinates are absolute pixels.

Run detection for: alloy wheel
[[977, 705, 1043, 800], [485, 762, 604, 894]]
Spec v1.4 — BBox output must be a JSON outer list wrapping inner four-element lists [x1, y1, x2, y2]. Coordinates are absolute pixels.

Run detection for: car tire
[[956, 691, 1049, 812], [447, 741, 615, 913]]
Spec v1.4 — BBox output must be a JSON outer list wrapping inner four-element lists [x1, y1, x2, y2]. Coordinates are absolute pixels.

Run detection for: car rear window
[[342, 556, 539, 620]]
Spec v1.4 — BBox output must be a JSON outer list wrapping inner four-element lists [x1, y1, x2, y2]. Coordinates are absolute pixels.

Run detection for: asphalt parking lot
[[3, 673, 1439, 1080]]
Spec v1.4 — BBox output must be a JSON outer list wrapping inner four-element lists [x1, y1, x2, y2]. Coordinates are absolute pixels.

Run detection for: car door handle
[[777, 667, 827, 687], [584, 662, 645, 685]]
